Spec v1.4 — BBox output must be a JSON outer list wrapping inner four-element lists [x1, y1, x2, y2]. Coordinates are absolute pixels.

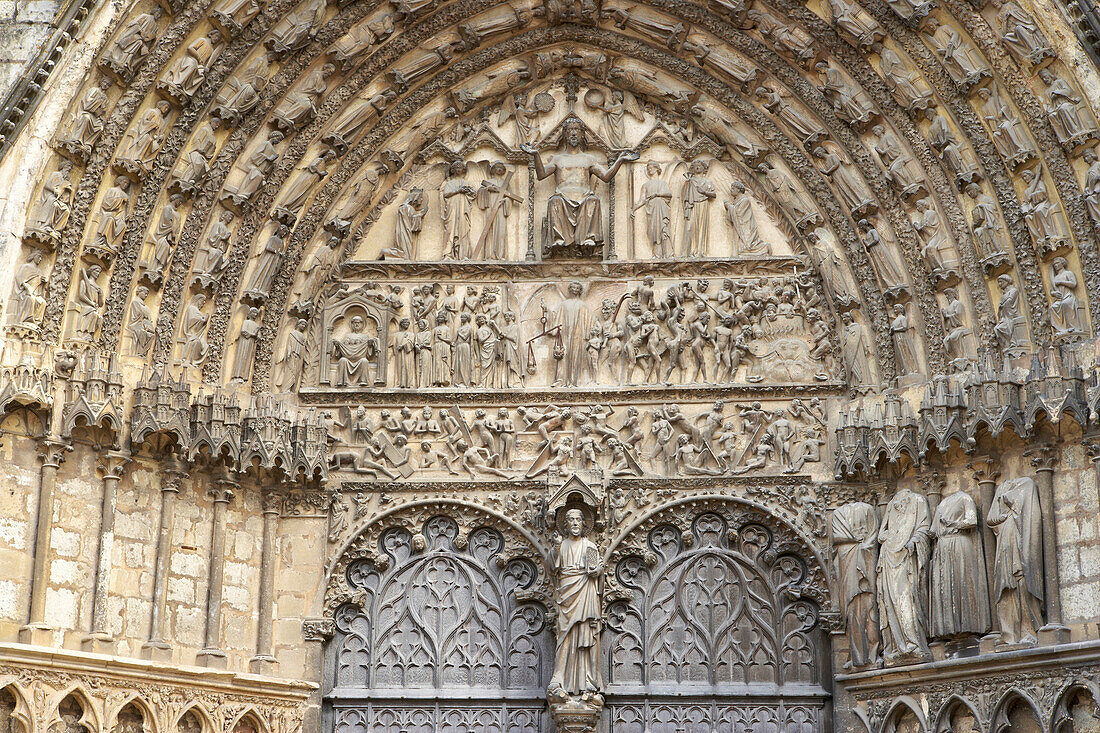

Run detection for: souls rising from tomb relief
[[523, 118, 638, 258]]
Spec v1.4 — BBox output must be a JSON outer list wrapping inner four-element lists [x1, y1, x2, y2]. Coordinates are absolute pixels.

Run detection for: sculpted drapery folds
[[832, 502, 880, 669], [16, 0, 1100, 726], [525, 118, 637, 256], [988, 477, 1045, 646], [930, 491, 991, 639], [877, 489, 932, 664], [548, 509, 602, 700]]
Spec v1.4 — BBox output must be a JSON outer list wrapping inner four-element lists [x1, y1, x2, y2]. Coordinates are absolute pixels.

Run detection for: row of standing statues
[[832, 477, 1045, 669]]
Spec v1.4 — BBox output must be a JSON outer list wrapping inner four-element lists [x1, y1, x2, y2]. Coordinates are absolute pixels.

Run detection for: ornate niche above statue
[[319, 286, 400, 388], [356, 78, 794, 263]]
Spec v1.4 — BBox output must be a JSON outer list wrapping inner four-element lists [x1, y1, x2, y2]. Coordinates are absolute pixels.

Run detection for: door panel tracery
[[604, 509, 829, 732], [326, 514, 552, 733]]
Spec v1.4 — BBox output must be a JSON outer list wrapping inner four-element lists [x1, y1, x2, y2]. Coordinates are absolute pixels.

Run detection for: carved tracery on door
[[604, 504, 830, 732], [325, 512, 553, 732]]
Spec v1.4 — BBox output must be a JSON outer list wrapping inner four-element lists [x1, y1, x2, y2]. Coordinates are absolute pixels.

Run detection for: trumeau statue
[[525, 118, 637, 258], [548, 509, 602, 702], [988, 477, 1044, 646], [877, 488, 932, 663], [930, 491, 991, 640], [832, 502, 880, 669]]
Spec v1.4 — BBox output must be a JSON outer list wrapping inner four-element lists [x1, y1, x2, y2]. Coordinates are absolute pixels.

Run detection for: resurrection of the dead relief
[[5, 0, 1100, 728]]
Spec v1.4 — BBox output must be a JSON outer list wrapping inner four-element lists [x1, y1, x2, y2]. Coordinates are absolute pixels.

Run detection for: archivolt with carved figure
[[0, 0, 1100, 728]]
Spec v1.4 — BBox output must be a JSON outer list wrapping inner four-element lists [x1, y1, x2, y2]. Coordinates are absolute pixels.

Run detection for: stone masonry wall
[[0, 433, 327, 681], [0, 1, 60, 102]]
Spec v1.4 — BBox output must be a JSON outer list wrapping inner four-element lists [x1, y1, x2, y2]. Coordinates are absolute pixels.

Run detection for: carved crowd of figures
[[13, 0, 1100, 360], [833, 476, 1047, 669], [288, 274, 840, 391], [322, 397, 826, 479]]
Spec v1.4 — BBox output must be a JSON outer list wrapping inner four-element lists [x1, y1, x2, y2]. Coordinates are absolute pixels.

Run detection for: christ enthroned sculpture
[[522, 118, 638, 259]]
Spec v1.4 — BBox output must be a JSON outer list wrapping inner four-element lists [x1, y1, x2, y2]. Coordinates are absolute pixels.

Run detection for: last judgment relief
[[6, 0, 1100, 729]]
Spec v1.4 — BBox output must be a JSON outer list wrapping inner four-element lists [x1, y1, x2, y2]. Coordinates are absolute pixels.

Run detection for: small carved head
[[349, 315, 365, 332], [448, 160, 467, 177], [646, 160, 661, 177], [565, 508, 585, 537], [489, 161, 507, 176], [1085, 148, 1098, 164], [689, 158, 710, 175]]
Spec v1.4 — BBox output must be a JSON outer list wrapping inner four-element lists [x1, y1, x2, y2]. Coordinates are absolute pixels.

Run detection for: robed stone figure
[[832, 502, 880, 668], [987, 476, 1044, 645], [876, 489, 932, 663], [930, 491, 991, 639], [548, 509, 602, 699], [523, 118, 637, 255]]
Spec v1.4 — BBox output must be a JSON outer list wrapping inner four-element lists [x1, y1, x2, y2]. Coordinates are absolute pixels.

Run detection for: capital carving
[[302, 617, 335, 642], [96, 451, 131, 480], [968, 456, 1001, 485], [37, 437, 72, 468], [1026, 443, 1058, 473]]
